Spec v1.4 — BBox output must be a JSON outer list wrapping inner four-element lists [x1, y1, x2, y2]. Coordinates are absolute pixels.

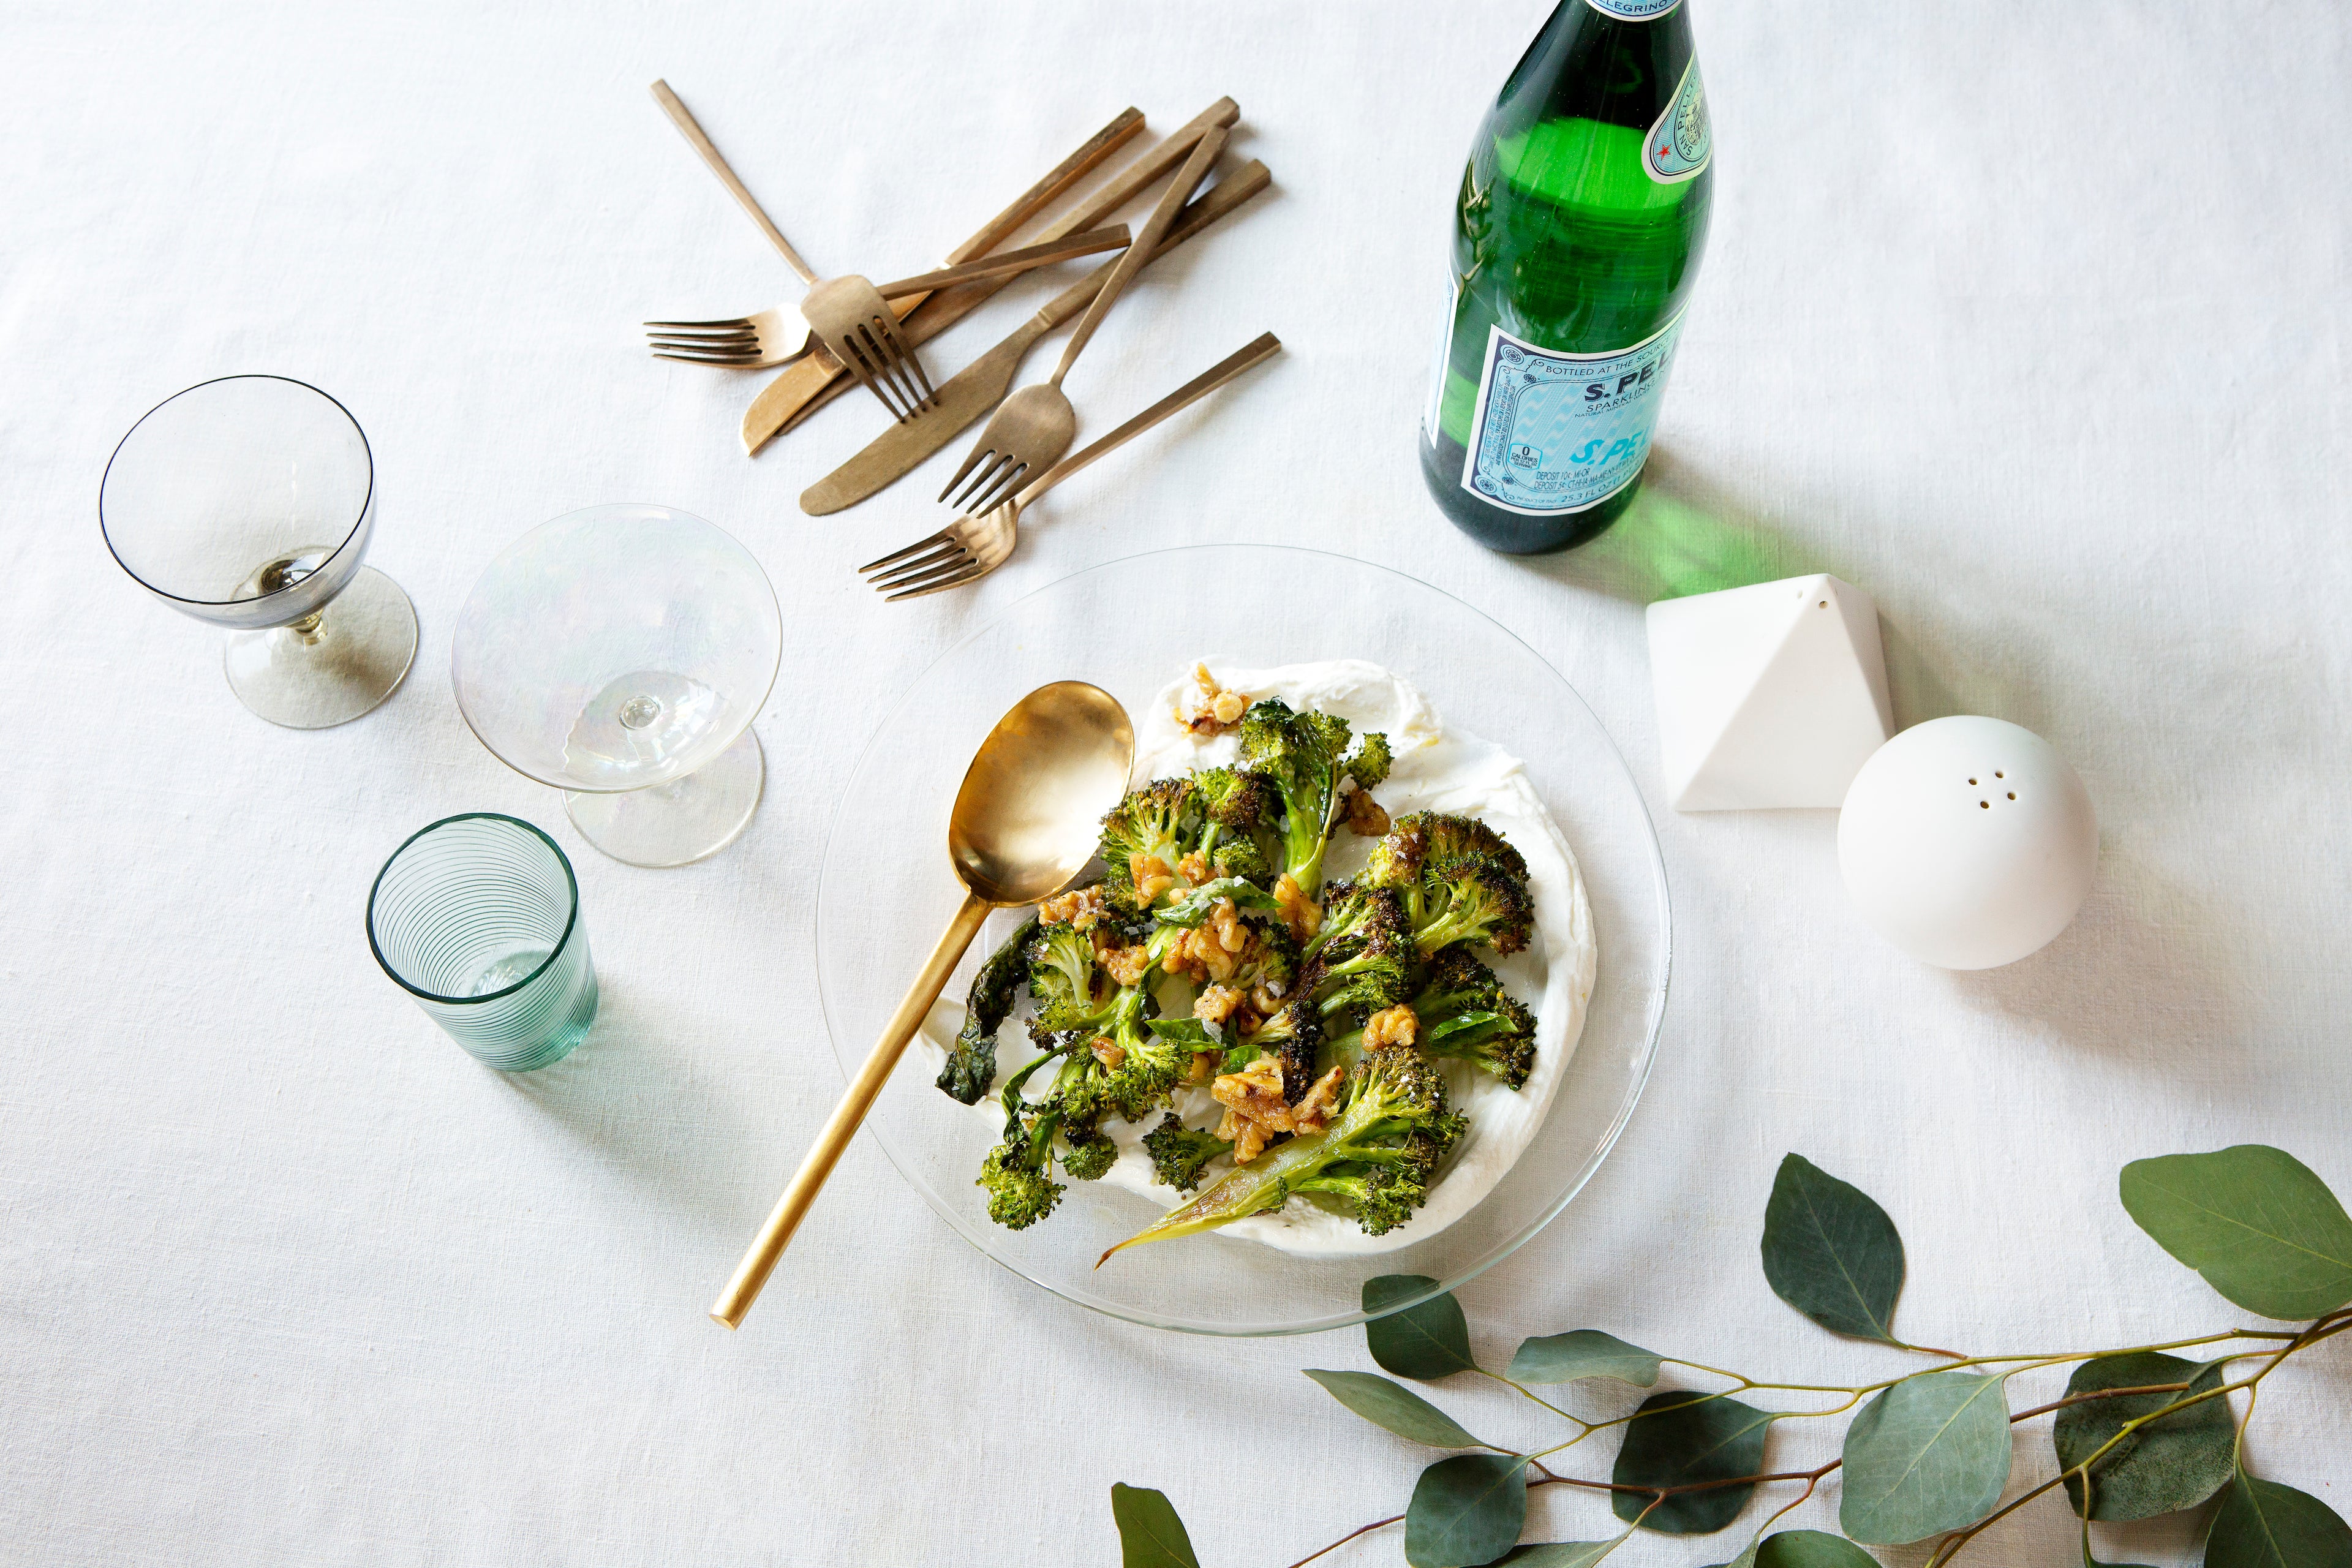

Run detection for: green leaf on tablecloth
[[1506, 1330, 1662, 1387], [1406, 1454, 1529, 1567], [1110, 1483, 1199, 1568], [1751, 1531, 1879, 1567], [1761, 1153, 1908, 1344], [2202, 1473, 2352, 1568], [2053, 1352, 2233, 1519], [1306, 1369, 1487, 1449], [1496, 1530, 1634, 1566], [1610, 1390, 1775, 1534], [1839, 1369, 2012, 1543], [2119, 1146, 2352, 1320], [1366, 1275, 1479, 1379]]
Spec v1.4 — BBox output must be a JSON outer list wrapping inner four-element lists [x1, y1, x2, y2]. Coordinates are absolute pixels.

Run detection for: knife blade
[[743, 96, 1241, 456], [800, 159, 1271, 515]]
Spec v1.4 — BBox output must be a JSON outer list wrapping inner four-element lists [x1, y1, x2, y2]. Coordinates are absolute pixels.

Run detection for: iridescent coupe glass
[[451, 503, 782, 868], [100, 375, 418, 728], [368, 813, 597, 1071]]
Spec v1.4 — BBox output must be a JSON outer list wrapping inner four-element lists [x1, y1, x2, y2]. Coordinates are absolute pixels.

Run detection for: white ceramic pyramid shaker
[[1645, 573, 1893, 811], [1838, 716, 2098, 970]]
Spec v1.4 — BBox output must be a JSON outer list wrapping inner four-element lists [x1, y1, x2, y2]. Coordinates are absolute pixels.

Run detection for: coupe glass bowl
[[816, 546, 1669, 1335], [451, 504, 782, 868]]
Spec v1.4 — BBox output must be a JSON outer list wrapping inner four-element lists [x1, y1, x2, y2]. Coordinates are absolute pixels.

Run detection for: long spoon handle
[[1022, 331, 1282, 506], [650, 78, 820, 286], [1047, 126, 1229, 389], [711, 891, 992, 1328]]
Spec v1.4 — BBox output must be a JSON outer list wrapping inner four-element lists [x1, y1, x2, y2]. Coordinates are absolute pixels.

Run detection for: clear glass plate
[[815, 545, 1670, 1335]]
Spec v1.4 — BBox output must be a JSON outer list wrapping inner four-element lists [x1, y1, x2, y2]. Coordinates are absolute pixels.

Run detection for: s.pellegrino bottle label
[[1644, 57, 1710, 181], [1583, 0, 1681, 17], [1458, 311, 1685, 516]]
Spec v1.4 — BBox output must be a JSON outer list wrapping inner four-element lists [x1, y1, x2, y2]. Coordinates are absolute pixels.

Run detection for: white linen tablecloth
[[5, 2, 2347, 1562]]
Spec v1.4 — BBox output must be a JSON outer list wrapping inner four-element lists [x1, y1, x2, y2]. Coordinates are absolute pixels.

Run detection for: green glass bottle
[[1420, 0, 1713, 554]]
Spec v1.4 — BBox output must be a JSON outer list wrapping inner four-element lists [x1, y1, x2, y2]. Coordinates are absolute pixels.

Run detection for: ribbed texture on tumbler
[[369, 815, 597, 1071]]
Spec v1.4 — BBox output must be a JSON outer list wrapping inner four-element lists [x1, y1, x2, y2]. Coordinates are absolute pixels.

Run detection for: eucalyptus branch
[[1112, 1147, 2352, 1568]]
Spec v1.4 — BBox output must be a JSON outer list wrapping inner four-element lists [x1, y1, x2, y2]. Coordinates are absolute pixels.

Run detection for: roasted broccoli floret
[[1099, 778, 1200, 911], [937, 914, 1038, 1104], [1345, 732, 1393, 793], [1412, 949, 1539, 1089], [1026, 919, 1117, 1032], [1411, 854, 1536, 957], [979, 1141, 1063, 1229], [1366, 812, 1528, 893], [1058, 1125, 1119, 1182], [1306, 923, 1417, 1021], [1235, 699, 1389, 896], [1103, 1041, 1467, 1259], [1142, 1116, 1234, 1191]]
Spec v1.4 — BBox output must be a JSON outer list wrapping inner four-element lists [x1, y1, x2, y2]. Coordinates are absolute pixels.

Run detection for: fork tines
[[936, 445, 1030, 516], [825, 309, 937, 423], [857, 532, 979, 600], [644, 316, 762, 366]]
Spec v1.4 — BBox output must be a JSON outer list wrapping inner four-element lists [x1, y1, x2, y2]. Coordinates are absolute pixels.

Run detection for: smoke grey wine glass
[[100, 375, 418, 728], [368, 813, 598, 1071]]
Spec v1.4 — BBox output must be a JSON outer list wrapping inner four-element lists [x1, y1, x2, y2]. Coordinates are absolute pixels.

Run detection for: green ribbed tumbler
[[368, 813, 598, 1071]]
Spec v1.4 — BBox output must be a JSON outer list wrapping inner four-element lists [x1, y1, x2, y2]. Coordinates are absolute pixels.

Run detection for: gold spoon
[[710, 680, 1134, 1329]]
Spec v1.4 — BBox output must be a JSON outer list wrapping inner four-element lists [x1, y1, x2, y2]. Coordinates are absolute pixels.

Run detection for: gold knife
[[801, 160, 1271, 515], [743, 96, 1241, 456]]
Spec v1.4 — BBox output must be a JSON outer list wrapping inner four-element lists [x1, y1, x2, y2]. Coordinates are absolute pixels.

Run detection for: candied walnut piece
[[1177, 850, 1210, 886], [1207, 897, 1250, 954], [1038, 886, 1105, 929], [1179, 662, 1253, 735], [1091, 1038, 1125, 1070], [1188, 1050, 1220, 1084], [1250, 979, 1287, 1016], [1212, 1054, 1306, 1165], [1362, 1004, 1419, 1050], [1289, 1063, 1346, 1136], [1273, 873, 1323, 942], [1128, 852, 1177, 909], [1193, 984, 1247, 1025], [1343, 788, 1392, 837], [1100, 943, 1153, 989]]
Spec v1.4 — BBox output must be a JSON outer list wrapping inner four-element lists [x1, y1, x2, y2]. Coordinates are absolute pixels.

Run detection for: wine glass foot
[[222, 565, 418, 729], [564, 728, 764, 867]]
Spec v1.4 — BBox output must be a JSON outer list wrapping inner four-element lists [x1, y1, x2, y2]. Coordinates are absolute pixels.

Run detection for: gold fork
[[650, 80, 958, 420], [861, 331, 1281, 600], [646, 225, 1133, 369], [935, 126, 1230, 514]]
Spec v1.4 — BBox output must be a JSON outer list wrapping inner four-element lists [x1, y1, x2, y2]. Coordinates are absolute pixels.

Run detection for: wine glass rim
[[448, 502, 784, 792], [366, 812, 582, 1006], [99, 373, 377, 609], [815, 541, 1675, 1335]]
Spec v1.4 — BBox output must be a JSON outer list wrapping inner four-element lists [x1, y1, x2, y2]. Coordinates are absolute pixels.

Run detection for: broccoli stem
[[1096, 1122, 1412, 1263]]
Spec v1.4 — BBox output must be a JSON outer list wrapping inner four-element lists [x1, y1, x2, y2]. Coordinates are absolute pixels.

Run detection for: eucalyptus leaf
[[1110, 1483, 1200, 1568], [2119, 1146, 2352, 1320], [1506, 1330, 1662, 1387], [1406, 1454, 1529, 1568], [1306, 1370, 1485, 1449], [1761, 1153, 1907, 1344], [1366, 1275, 1479, 1380], [1610, 1391, 1775, 1534], [1497, 1534, 1631, 1567], [2052, 1352, 2233, 1520], [1754, 1531, 1879, 1568], [1839, 1370, 2013, 1544], [2203, 1474, 2352, 1568]]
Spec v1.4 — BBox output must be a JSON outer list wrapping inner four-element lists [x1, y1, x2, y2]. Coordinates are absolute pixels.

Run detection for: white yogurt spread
[[916, 658, 1596, 1256]]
